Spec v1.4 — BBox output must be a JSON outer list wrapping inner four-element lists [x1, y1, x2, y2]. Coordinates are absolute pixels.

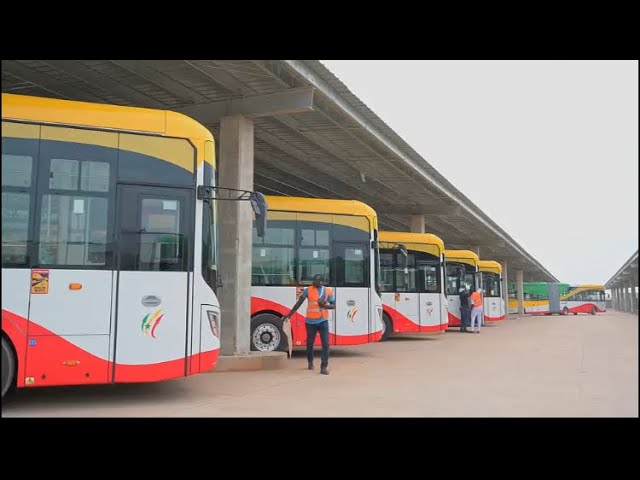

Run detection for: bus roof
[[478, 260, 502, 274], [1, 93, 213, 143], [264, 195, 377, 227], [379, 231, 444, 251], [444, 249, 479, 264]]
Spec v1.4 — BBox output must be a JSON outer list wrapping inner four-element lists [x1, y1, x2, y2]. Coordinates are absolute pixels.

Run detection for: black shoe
[[320, 367, 329, 375], [308, 363, 314, 370], [460, 328, 467, 332]]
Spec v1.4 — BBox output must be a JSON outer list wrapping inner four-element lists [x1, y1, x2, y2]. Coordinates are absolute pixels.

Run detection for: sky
[[320, 60, 638, 285]]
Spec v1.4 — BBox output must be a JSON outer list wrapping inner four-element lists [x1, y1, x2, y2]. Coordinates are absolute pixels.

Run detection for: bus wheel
[[2, 337, 16, 399], [591, 306, 597, 315], [562, 307, 569, 316], [250, 314, 288, 353], [381, 313, 392, 341]]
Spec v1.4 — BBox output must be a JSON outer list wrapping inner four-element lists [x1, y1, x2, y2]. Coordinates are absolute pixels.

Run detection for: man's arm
[[319, 289, 336, 310], [283, 290, 307, 320]]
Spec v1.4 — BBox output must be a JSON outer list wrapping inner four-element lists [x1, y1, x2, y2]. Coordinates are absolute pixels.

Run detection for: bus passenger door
[[26, 128, 117, 387], [334, 243, 370, 345], [113, 185, 193, 383], [417, 263, 440, 332], [392, 253, 419, 332]]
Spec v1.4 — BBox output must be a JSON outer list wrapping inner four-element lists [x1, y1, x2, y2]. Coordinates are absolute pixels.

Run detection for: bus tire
[[562, 307, 569, 316], [2, 336, 16, 399], [381, 313, 393, 341], [250, 314, 288, 353]]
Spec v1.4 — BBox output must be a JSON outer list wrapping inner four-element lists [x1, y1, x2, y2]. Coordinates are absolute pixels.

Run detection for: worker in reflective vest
[[470, 288, 484, 333], [283, 274, 335, 374]]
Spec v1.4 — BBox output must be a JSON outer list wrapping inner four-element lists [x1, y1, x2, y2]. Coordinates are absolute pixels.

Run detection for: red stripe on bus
[[2, 309, 29, 387], [2, 309, 219, 388], [383, 305, 446, 333]]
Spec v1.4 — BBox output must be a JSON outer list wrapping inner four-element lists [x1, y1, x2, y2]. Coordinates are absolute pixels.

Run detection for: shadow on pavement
[[2, 378, 188, 412]]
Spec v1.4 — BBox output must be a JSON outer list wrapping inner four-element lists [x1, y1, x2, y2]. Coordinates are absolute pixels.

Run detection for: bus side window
[[251, 220, 295, 286], [35, 127, 117, 269], [1, 127, 39, 268]]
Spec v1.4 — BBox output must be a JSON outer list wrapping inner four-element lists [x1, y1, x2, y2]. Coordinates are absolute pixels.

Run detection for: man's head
[[312, 274, 324, 288]]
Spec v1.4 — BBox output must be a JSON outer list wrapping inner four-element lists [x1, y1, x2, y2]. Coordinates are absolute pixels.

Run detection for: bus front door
[[417, 263, 440, 332], [113, 185, 193, 383], [334, 243, 369, 345]]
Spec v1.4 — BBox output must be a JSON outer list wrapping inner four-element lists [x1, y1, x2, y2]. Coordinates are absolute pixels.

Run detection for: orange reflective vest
[[470, 291, 483, 308], [306, 286, 334, 320]]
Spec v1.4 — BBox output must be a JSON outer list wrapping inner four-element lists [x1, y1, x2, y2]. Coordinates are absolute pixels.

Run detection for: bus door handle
[[141, 295, 162, 307]]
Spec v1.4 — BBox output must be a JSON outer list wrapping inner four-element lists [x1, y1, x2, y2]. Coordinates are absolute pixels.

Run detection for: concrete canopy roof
[[2, 59, 557, 281], [605, 251, 639, 289]]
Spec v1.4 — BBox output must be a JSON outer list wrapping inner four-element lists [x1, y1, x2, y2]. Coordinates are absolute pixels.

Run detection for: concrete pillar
[[622, 285, 628, 312], [516, 270, 525, 315], [614, 288, 620, 310], [629, 283, 636, 313], [218, 115, 254, 356], [474, 246, 481, 258], [409, 215, 425, 234], [625, 286, 631, 312], [618, 287, 624, 311], [501, 260, 509, 317], [619, 287, 624, 311]]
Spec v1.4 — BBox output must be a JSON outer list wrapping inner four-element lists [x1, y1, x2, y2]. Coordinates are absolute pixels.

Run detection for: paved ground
[[2, 311, 637, 417]]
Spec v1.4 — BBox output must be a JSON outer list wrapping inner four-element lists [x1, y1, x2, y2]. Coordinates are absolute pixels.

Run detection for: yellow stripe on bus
[[2, 121, 40, 139]]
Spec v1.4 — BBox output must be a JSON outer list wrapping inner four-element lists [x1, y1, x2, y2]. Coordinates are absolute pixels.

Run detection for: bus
[[444, 249, 481, 329], [377, 231, 448, 340], [250, 195, 383, 352], [478, 260, 505, 322], [560, 284, 607, 315], [507, 282, 568, 315], [1, 93, 265, 398], [507, 282, 606, 315]]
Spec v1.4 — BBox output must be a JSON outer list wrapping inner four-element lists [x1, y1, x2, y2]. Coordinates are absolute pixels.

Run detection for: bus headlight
[[207, 310, 220, 338]]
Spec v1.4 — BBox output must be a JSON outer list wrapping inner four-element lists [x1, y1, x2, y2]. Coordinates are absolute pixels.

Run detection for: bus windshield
[[483, 272, 501, 297]]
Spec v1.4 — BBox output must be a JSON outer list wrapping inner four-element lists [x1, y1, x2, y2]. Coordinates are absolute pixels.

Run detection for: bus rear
[[478, 260, 505, 322], [2, 93, 222, 398], [444, 249, 480, 328], [378, 231, 448, 339], [250, 196, 383, 352]]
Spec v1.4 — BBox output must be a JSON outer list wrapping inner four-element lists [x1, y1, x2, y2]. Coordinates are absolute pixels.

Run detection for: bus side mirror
[[250, 192, 268, 238]]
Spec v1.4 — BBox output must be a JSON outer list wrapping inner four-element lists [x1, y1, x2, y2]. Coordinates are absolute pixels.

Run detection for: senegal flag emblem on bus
[[141, 309, 164, 338], [347, 307, 358, 323]]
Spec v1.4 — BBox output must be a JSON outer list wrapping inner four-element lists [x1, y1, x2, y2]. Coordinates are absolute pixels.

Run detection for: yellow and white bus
[[444, 249, 481, 328], [478, 260, 505, 322], [377, 231, 448, 340], [560, 284, 607, 315], [250, 195, 383, 352], [507, 282, 606, 315], [1, 93, 266, 399]]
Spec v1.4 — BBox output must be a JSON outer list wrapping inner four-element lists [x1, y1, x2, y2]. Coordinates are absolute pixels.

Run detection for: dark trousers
[[306, 321, 330, 368], [460, 307, 471, 330]]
